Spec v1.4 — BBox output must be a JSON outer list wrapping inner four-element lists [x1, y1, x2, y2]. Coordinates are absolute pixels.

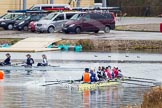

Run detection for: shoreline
[[1, 38, 162, 52]]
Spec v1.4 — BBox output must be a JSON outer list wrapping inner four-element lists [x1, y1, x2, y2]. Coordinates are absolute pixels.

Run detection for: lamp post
[[50, 0, 54, 4], [76, 0, 80, 7], [23, 0, 27, 10], [102, 0, 107, 7]]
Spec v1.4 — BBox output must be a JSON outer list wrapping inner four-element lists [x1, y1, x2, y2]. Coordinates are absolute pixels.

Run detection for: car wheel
[[23, 26, 28, 31], [7, 24, 13, 30], [94, 30, 99, 33], [48, 26, 55, 33], [75, 27, 81, 34], [104, 26, 110, 33]]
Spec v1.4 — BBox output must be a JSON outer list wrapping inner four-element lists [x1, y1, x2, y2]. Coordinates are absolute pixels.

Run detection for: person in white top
[[37, 54, 48, 66]]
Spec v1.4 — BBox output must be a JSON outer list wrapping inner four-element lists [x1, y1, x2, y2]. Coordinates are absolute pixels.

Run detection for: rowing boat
[[78, 81, 120, 90], [44, 76, 161, 91], [0, 65, 84, 71], [58, 80, 120, 91]]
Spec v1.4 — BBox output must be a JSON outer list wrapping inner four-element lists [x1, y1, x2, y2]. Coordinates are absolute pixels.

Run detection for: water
[[0, 51, 162, 108]]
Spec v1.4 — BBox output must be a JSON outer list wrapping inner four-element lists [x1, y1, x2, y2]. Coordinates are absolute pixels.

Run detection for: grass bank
[[56, 39, 162, 52], [116, 24, 160, 32], [141, 87, 162, 108], [1, 38, 162, 52]]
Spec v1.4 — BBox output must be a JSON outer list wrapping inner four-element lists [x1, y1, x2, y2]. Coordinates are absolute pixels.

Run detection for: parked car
[[0, 14, 25, 30], [14, 13, 46, 31], [62, 12, 115, 34], [0, 12, 23, 21], [35, 12, 78, 33]]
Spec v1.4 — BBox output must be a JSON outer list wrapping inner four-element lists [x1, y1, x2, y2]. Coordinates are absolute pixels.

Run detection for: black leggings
[[37, 63, 47, 66], [0, 62, 11, 66]]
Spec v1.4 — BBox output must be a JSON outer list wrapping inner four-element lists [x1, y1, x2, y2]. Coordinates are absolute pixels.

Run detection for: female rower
[[25, 54, 34, 66], [37, 54, 48, 66], [117, 69, 123, 78], [104, 66, 112, 80], [97, 66, 105, 81], [0, 53, 11, 66], [90, 68, 98, 83], [112, 66, 119, 78]]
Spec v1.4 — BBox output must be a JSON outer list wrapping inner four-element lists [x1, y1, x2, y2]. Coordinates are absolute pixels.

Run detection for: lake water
[[0, 51, 162, 108]]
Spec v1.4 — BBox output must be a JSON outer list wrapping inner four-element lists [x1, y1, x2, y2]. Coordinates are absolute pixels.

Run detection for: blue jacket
[[90, 71, 97, 82]]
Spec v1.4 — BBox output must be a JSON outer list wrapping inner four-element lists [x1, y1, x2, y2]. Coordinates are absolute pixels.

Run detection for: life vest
[[83, 72, 91, 83]]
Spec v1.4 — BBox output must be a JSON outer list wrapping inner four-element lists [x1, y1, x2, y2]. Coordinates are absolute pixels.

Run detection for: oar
[[42, 82, 61, 86], [123, 79, 157, 84], [47, 65, 60, 67], [43, 79, 81, 86], [12, 62, 24, 66], [121, 81, 154, 87], [125, 76, 157, 81], [45, 79, 81, 83]]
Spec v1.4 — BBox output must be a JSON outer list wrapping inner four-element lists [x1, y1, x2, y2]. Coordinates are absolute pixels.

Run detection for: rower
[[105, 66, 112, 80], [81, 68, 91, 83], [0, 53, 11, 66], [25, 54, 34, 66], [117, 69, 123, 78], [37, 54, 48, 66], [112, 66, 119, 78], [90, 68, 98, 82], [97, 66, 104, 81]]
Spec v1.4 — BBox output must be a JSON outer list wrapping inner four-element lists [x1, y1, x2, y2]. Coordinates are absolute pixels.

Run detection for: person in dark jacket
[[25, 54, 34, 66], [0, 53, 11, 66]]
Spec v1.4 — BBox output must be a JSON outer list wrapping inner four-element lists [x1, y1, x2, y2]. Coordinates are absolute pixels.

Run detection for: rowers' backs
[[0, 53, 49, 67], [25, 54, 48, 66], [81, 66, 123, 83]]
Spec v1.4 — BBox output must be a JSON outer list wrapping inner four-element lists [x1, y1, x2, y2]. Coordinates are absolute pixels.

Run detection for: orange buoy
[[0, 70, 4, 80]]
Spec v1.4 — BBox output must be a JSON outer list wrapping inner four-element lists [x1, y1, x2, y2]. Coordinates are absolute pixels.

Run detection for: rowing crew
[[0, 53, 48, 66], [81, 66, 123, 83]]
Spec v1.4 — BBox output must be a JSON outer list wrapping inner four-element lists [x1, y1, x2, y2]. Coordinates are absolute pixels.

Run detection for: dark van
[[62, 12, 115, 34]]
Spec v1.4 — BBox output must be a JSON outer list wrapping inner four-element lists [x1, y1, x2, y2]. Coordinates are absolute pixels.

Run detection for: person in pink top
[[112, 66, 119, 78], [104, 66, 112, 80]]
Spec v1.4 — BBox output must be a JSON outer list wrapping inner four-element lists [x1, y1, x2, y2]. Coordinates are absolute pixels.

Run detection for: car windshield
[[42, 13, 56, 20], [3, 14, 11, 19], [13, 14, 25, 20], [25, 16, 31, 20], [17, 15, 29, 22], [70, 13, 83, 20]]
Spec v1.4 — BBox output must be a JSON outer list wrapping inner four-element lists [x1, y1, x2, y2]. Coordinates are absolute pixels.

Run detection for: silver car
[[35, 12, 78, 33]]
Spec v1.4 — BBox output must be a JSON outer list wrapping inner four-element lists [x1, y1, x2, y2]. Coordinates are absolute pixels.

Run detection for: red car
[[28, 21, 37, 32], [62, 12, 115, 34]]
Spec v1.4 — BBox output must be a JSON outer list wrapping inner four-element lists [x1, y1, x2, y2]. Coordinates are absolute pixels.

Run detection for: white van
[[35, 12, 78, 33], [30, 4, 71, 11]]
